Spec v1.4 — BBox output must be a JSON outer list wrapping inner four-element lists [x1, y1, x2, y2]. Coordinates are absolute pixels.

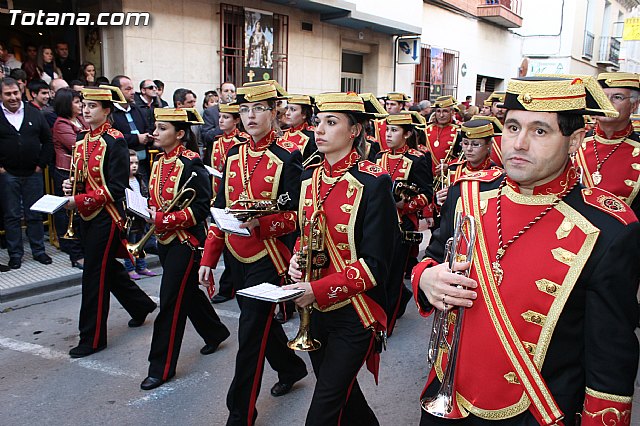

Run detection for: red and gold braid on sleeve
[[402, 193, 429, 215], [75, 186, 114, 218], [581, 387, 632, 426], [411, 257, 439, 316], [154, 207, 197, 234], [312, 258, 377, 309], [201, 224, 225, 267], [254, 211, 297, 240]]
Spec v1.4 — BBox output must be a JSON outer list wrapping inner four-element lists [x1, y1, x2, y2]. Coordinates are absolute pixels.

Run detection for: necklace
[[315, 154, 360, 211], [240, 142, 269, 200], [591, 137, 625, 186], [492, 178, 577, 286], [157, 159, 177, 205], [385, 151, 406, 180]]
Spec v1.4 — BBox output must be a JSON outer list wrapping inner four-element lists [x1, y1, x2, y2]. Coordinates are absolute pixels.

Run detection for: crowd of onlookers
[[0, 39, 484, 275]]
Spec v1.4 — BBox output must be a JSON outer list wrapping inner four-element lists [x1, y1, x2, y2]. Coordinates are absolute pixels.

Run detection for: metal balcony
[[476, 0, 523, 28], [597, 36, 620, 68], [582, 31, 594, 60]]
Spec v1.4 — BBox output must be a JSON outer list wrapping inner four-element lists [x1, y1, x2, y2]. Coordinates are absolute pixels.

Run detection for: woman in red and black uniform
[[282, 94, 318, 162], [198, 81, 307, 426], [63, 85, 156, 359], [206, 103, 249, 304], [286, 92, 398, 426], [376, 111, 433, 336], [139, 108, 230, 391], [434, 117, 502, 207]]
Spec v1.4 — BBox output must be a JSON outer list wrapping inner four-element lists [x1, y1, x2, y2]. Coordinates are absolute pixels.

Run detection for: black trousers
[[386, 219, 414, 336], [306, 305, 378, 426], [53, 168, 84, 262], [77, 210, 156, 349], [217, 248, 235, 298], [147, 240, 230, 380], [225, 255, 308, 426]]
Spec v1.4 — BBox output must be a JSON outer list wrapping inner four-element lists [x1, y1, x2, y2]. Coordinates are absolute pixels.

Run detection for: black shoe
[[0, 264, 9, 272], [270, 371, 307, 397], [71, 260, 84, 270], [140, 376, 166, 391], [200, 332, 230, 355], [34, 253, 52, 265], [8, 258, 21, 269], [69, 344, 106, 358], [128, 304, 156, 327], [210, 294, 232, 304]]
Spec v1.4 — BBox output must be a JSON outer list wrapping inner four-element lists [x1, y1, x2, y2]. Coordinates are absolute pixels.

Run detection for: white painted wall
[[415, 3, 523, 103]]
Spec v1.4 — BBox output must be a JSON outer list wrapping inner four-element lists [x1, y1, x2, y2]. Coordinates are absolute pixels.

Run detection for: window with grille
[[341, 51, 363, 93], [414, 45, 459, 102], [220, 3, 289, 88]]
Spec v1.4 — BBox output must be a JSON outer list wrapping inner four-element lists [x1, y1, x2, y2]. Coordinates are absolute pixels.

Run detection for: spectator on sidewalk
[[111, 75, 153, 182], [37, 46, 62, 85], [153, 79, 169, 108], [52, 87, 86, 269], [173, 88, 202, 155], [27, 79, 50, 110], [9, 69, 28, 102], [134, 79, 160, 128], [42, 78, 69, 128], [123, 150, 157, 280], [0, 40, 21, 71], [78, 61, 95, 87], [202, 81, 236, 143], [54, 41, 78, 85], [0, 77, 53, 269]]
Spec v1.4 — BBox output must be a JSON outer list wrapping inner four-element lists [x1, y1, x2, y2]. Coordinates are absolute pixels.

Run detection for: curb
[[0, 255, 161, 303]]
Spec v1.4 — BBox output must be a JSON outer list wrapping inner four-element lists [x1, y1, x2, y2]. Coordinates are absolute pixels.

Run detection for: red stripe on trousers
[[93, 221, 116, 348], [162, 252, 194, 380], [337, 334, 374, 425], [247, 304, 276, 426]]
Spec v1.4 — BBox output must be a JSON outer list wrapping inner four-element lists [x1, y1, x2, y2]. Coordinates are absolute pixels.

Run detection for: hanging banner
[[623, 17, 640, 41], [430, 47, 444, 97], [244, 8, 274, 83]]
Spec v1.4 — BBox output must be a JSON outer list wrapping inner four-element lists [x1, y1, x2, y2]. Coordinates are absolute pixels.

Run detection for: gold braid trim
[[585, 387, 633, 404], [507, 79, 585, 112]]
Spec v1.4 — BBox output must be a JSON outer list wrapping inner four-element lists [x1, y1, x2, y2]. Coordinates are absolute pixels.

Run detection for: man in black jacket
[[0, 78, 53, 269], [110, 75, 153, 182]]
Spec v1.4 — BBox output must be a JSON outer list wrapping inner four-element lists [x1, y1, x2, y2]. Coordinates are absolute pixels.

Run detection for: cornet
[[126, 172, 197, 258], [287, 210, 327, 352], [421, 211, 476, 417], [225, 193, 292, 222], [62, 144, 81, 240]]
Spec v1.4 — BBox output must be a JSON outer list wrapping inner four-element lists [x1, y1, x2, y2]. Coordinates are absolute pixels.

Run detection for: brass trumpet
[[126, 172, 197, 258], [421, 211, 476, 417], [62, 144, 81, 240], [433, 148, 464, 194], [225, 193, 292, 222], [287, 210, 327, 352]]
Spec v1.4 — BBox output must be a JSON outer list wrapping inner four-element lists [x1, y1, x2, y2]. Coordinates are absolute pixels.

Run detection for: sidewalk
[[0, 232, 159, 303]]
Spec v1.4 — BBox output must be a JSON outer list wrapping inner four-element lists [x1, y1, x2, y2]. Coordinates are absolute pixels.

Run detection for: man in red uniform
[[374, 92, 410, 150], [575, 72, 640, 217], [426, 95, 461, 179], [483, 91, 506, 166], [413, 77, 638, 425]]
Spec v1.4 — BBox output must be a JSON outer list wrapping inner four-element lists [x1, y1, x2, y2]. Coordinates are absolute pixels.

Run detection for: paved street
[[0, 267, 428, 426]]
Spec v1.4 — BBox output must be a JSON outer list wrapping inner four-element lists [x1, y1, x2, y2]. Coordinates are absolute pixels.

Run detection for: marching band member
[[425, 95, 461, 177], [140, 108, 230, 391], [63, 85, 156, 358], [282, 94, 318, 162], [286, 92, 398, 425], [207, 102, 249, 305], [484, 91, 507, 166], [575, 72, 640, 217], [376, 111, 433, 335], [434, 117, 502, 206], [374, 92, 410, 150], [413, 77, 639, 425], [198, 81, 307, 426]]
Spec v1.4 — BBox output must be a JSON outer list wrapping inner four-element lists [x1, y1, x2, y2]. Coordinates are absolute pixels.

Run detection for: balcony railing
[[597, 36, 620, 68], [583, 30, 595, 60], [477, 0, 523, 28], [481, 0, 522, 16]]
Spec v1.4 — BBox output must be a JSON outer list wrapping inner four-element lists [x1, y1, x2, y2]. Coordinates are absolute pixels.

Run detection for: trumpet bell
[[61, 230, 78, 240], [287, 306, 321, 352], [420, 393, 454, 418], [126, 241, 146, 259]]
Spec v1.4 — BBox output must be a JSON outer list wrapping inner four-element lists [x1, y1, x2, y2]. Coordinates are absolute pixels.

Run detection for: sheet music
[[236, 283, 305, 303], [210, 207, 250, 236], [30, 195, 69, 214], [125, 188, 151, 220], [204, 165, 223, 179]]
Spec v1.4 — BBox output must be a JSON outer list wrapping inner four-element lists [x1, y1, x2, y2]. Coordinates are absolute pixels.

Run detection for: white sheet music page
[[30, 195, 69, 214], [204, 165, 223, 179], [125, 188, 151, 220], [236, 283, 305, 302], [210, 207, 250, 236]]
